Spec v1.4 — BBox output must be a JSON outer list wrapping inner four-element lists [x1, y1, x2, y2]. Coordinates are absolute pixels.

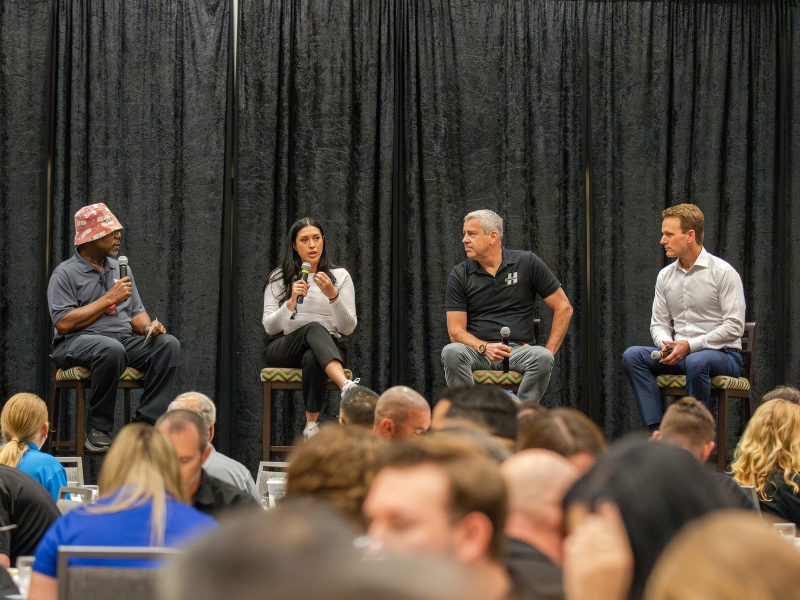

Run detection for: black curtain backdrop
[[0, 0, 799, 474], [236, 0, 394, 461], [0, 0, 51, 405]]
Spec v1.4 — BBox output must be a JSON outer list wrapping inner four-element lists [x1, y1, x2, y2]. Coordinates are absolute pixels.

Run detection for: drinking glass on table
[[773, 523, 796, 539], [16, 556, 34, 598]]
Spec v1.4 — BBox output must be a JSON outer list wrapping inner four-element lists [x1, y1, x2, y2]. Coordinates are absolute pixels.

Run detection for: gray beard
[[109, 248, 119, 257]]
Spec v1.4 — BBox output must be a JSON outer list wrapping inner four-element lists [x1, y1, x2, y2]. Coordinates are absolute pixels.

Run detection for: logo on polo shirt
[[505, 272, 518, 286]]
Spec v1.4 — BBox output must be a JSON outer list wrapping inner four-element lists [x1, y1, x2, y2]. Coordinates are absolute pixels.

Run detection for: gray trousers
[[441, 343, 554, 402]]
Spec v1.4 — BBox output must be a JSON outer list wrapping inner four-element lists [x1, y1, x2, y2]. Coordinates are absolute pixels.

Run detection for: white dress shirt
[[262, 267, 357, 337], [650, 247, 746, 352]]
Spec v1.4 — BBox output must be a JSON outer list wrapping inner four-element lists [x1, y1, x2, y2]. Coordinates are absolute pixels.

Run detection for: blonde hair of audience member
[[731, 399, 800, 501], [518, 408, 607, 473], [651, 397, 715, 462], [0, 393, 49, 468], [287, 425, 386, 531], [644, 511, 800, 600], [89, 423, 188, 545]]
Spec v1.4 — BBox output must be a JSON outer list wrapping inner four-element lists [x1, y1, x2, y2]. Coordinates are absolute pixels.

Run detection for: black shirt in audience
[[0, 465, 60, 563], [706, 469, 756, 511], [759, 471, 800, 526], [505, 537, 563, 600], [192, 471, 259, 518]]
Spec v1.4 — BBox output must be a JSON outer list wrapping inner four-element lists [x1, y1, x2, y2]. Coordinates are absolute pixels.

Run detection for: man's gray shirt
[[47, 248, 145, 344], [202, 446, 260, 502]]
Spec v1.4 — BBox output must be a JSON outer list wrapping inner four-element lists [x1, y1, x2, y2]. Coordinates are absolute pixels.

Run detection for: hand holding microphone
[[501, 327, 511, 373], [652, 340, 691, 365]]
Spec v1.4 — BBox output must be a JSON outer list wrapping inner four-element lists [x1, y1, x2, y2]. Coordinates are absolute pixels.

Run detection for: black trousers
[[52, 332, 181, 432], [265, 322, 346, 413]]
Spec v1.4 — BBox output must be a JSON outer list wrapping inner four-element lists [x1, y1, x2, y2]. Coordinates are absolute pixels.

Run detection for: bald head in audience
[[501, 449, 579, 566], [372, 386, 431, 441]]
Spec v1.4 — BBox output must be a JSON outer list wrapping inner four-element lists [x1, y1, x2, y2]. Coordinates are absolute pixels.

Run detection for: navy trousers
[[622, 346, 743, 426]]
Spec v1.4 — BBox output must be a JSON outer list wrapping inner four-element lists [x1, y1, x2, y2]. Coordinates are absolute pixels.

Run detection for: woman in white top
[[262, 218, 358, 438]]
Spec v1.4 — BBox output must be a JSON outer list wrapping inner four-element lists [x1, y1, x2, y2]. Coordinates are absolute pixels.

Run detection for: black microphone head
[[118, 256, 128, 266], [301, 262, 311, 272], [500, 327, 510, 338]]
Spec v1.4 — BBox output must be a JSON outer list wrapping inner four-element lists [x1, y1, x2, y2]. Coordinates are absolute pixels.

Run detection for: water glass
[[773, 523, 796, 539], [16, 556, 34, 598]]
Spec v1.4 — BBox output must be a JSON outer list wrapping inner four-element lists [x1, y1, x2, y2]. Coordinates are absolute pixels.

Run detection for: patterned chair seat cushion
[[656, 374, 750, 391], [56, 366, 145, 382], [261, 368, 354, 383], [472, 370, 523, 386]]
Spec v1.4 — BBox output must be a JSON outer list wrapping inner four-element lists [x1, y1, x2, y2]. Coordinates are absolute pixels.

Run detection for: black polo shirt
[[192, 471, 260, 518], [0, 465, 60, 563], [445, 248, 560, 344]]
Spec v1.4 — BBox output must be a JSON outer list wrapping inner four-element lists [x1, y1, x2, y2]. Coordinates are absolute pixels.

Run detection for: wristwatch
[[478, 343, 487, 355]]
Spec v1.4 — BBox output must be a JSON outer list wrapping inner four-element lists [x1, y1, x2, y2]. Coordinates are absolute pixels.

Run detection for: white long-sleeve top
[[650, 247, 746, 352], [262, 267, 357, 337]]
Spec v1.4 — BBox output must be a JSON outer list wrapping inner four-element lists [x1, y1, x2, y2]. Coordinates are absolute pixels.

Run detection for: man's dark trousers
[[52, 333, 180, 432], [622, 346, 743, 426]]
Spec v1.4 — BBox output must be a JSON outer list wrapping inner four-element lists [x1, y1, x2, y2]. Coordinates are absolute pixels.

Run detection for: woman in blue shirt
[[28, 423, 216, 600], [0, 394, 67, 499]]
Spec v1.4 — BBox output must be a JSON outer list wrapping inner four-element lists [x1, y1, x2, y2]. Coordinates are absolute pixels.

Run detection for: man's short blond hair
[[662, 204, 704, 245]]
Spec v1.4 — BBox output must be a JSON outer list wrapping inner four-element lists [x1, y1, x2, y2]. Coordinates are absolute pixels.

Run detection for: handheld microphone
[[500, 327, 511, 373], [297, 262, 311, 305], [651, 348, 673, 361], [118, 256, 128, 279]]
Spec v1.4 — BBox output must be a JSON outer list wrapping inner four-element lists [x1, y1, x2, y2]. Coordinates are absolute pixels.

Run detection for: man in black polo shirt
[[156, 411, 259, 518], [442, 210, 573, 402], [48, 204, 181, 451], [0, 465, 60, 568]]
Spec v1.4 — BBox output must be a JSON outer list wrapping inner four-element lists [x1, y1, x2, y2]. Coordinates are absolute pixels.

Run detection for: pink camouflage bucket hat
[[73, 204, 123, 245]]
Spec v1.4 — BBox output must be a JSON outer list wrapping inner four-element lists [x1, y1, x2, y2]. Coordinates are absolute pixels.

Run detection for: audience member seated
[[0, 465, 60, 569], [731, 399, 800, 526], [162, 500, 478, 600], [0, 393, 67, 500], [28, 423, 216, 600], [286, 425, 387, 531], [156, 411, 259, 518], [167, 392, 259, 501], [433, 386, 517, 452], [516, 401, 549, 445], [761, 384, 800, 405], [363, 434, 511, 600], [372, 386, 431, 441], [652, 396, 754, 509], [644, 511, 800, 600], [562, 440, 741, 600], [501, 449, 579, 600], [518, 408, 607, 473], [339, 384, 380, 427]]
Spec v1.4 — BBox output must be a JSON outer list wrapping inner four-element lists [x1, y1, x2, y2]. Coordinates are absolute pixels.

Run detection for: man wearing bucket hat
[[47, 204, 181, 451]]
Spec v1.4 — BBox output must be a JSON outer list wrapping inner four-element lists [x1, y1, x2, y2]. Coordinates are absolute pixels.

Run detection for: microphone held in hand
[[297, 262, 311, 305], [651, 348, 673, 361], [118, 256, 128, 279], [500, 327, 511, 373]]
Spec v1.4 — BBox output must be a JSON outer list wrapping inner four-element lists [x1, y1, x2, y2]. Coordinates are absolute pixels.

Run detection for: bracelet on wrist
[[329, 294, 339, 303]]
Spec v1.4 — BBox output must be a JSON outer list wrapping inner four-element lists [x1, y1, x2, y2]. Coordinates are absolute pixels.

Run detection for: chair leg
[[717, 390, 728, 473], [76, 383, 87, 460], [744, 391, 754, 423], [263, 382, 273, 461], [48, 385, 61, 454]]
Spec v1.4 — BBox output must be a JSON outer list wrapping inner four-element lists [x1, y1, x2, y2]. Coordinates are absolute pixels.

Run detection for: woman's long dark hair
[[266, 217, 339, 305]]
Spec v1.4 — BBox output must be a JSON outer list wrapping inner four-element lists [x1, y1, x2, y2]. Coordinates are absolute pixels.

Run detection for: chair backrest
[[255, 461, 289, 498], [58, 487, 92, 502], [56, 457, 84, 486], [57, 546, 181, 600], [739, 485, 761, 515], [740, 322, 757, 383]]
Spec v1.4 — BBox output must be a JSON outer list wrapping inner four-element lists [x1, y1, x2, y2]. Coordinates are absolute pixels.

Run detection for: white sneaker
[[303, 422, 320, 439], [341, 378, 360, 395]]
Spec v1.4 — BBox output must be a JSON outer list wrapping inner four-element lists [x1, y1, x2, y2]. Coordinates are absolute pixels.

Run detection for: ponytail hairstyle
[[0, 393, 49, 468], [266, 217, 339, 305]]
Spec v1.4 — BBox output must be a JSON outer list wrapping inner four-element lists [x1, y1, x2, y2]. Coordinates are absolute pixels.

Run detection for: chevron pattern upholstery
[[473, 370, 523, 386], [56, 366, 145, 382], [260, 367, 354, 383], [656, 374, 750, 391]]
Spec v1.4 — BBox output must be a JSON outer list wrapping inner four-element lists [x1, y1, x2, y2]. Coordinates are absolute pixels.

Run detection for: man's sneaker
[[341, 378, 360, 396], [85, 427, 113, 451], [303, 422, 320, 439]]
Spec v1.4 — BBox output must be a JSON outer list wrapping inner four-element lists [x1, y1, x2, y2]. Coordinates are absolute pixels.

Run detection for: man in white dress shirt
[[167, 391, 260, 501], [622, 204, 746, 428]]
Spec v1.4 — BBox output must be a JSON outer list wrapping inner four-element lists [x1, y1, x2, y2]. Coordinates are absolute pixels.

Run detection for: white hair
[[168, 392, 217, 433], [464, 209, 503, 240]]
